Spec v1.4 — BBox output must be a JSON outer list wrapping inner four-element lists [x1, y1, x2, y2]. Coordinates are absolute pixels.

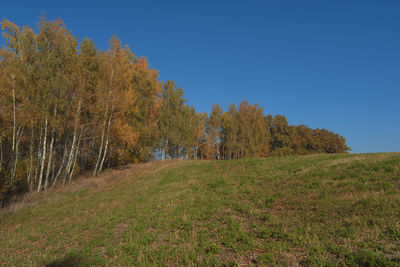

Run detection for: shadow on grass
[[45, 254, 89, 267]]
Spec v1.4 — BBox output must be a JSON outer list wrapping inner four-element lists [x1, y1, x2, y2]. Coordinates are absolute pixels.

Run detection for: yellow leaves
[[112, 118, 138, 147], [111, 118, 139, 164], [1, 18, 21, 46], [136, 57, 149, 69]]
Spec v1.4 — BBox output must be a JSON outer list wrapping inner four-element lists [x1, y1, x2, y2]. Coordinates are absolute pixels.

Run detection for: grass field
[[0, 153, 399, 266]]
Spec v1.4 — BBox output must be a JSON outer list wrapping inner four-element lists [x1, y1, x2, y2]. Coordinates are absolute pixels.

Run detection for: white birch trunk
[[11, 74, 16, 153], [44, 105, 57, 190], [37, 115, 48, 192], [98, 136, 109, 174], [69, 132, 82, 183], [63, 99, 82, 184], [27, 126, 34, 185], [94, 67, 114, 176], [98, 105, 113, 174], [11, 127, 22, 184], [43, 132, 54, 190], [52, 141, 68, 189], [33, 126, 43, 191], [10, 75, 17, 183], [93, 123, 105, 176]]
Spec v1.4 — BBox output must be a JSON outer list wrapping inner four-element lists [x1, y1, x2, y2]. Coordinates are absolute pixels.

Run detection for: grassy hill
[[0, 153, 399, 266]]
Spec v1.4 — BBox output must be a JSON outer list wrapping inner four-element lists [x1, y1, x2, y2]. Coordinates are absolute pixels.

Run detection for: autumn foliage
[[0, 17, 350, 204]]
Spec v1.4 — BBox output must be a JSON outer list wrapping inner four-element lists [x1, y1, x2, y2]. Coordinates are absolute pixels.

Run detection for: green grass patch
[[1, 153, 400, 266]]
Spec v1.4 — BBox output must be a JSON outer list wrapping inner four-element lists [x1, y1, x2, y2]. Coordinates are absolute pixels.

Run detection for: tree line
[[0, 17, 350, 204]]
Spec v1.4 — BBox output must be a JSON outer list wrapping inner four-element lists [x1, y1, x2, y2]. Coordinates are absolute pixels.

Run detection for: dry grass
[[1, 159, 191, 214]]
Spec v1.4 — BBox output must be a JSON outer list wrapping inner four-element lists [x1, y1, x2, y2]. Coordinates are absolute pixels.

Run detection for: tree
[[129, 57, 162, 162], [158, 81, 186, 159], [221, 104, 238, 160], [207, 104, 223, 159], [0, 16, 351, 204]]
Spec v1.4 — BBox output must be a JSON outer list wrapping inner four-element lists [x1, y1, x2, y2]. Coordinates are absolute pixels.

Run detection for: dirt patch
[[113, 218, 135, 238]]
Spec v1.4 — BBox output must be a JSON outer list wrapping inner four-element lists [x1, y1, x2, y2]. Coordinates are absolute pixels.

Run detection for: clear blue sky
[[2, 0, 400, 153]]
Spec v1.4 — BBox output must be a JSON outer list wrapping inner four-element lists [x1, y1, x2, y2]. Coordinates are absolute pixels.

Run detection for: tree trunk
[[95, 66, 114, 176], [98, 105, 113, 174], [63, 98, 82, 184], [69, 132, 82, 183], [33, 126, 43, 191], [11, 74, 16, 154], [27, 126, 34, 187], [10, 75, 17, 183], [44, 105, 57, 190], [52, 141, 68, 189], [93, 122, 105, 176], [37, 115, 48, 192], [11, 127, 22, 184]]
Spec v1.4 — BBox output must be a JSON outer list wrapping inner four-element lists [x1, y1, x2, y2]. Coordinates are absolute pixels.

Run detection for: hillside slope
[[1, 153, 399, 266]]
